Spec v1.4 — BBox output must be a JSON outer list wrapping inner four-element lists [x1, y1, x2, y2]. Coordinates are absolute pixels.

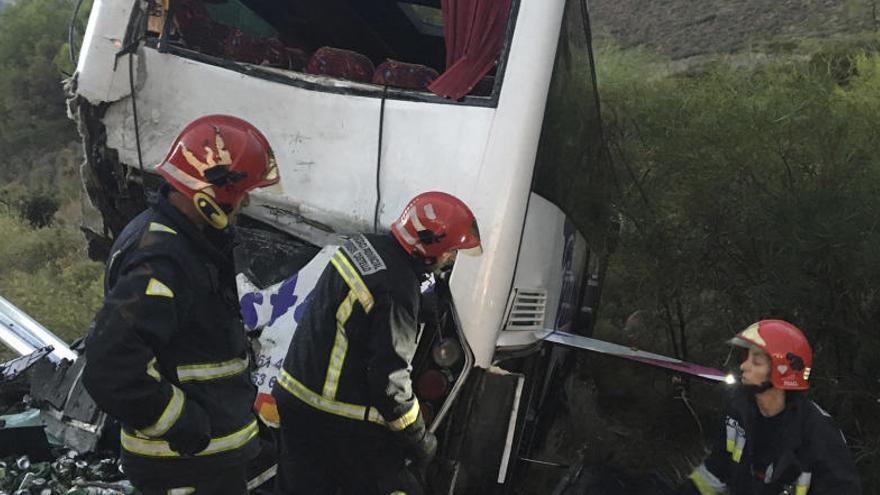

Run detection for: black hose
[[128, 50, 147, 197], [373, 86, 388, 233], [68, 0, 87, 65]]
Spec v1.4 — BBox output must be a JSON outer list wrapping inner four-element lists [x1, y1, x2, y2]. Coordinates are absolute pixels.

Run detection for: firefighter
[[271, 191, 482, 495], [677, 320, 862, 495], [82, 115, 280, 494]]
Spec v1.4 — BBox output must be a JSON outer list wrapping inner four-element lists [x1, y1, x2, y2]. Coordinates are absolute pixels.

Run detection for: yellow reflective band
[[732, 447, 743, 463], [146, 357, 161, 381], [322, 323, 350, 399], [688, 464, 726, 495], [732, 434, 746, 463], [145, 278, 174, 298], [137, 385, 185, 437], [389, 492, 407, 495], [726, 439, 735, 453], [322, 291, 358, 399], [166, 488, 195, 495], [177, 356, 249, 383], [122, 419, 258, 457], [796, 472, 812, 495], [336, 289, 357, 323], [277, 368, 385, 425], [387, 401, 420, 432], [689, 472, 717, 495], [330, 251, 374, 313], [149, 222, 177, 235]]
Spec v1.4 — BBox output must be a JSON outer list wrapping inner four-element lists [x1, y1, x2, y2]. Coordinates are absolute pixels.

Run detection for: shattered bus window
[[145, 0, 512, 97]]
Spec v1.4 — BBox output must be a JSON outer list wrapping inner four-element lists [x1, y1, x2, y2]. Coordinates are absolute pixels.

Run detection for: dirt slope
[[588, 0, 877, 59]]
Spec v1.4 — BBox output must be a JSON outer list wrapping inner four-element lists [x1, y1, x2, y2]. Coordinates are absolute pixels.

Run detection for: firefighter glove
[[410, 430, 438, 467], [398, 413, 436, 466], [164, 399, 212, 456]]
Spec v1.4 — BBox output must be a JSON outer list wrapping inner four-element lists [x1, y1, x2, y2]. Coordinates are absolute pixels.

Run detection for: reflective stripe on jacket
[[83, 190, 259, 468], [273, 234, 425, 440]]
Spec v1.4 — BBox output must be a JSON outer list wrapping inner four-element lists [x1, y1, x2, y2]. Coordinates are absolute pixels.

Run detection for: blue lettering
[[269, 273, 299, 326], [239, 292, 263, 330]]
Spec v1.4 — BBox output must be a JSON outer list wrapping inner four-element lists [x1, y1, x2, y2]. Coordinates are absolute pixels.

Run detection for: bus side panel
[[75, 0, 137, 103], [74, 0, 569, 372]]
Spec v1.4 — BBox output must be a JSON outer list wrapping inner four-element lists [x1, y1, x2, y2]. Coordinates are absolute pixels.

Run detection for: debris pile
[[1, 344, 128, 495], [0, 451, 133, 495]]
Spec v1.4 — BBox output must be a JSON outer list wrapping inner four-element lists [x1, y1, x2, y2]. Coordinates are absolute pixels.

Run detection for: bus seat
[[175, 0, 229, 57], [223, 29, 301, 69], [306, 47, 375, 83], [372, 60, 439, 90]]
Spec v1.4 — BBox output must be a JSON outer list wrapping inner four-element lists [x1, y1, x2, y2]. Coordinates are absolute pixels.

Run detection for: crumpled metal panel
[[30, 357, 106, 454], [0, 347, 54, 383]]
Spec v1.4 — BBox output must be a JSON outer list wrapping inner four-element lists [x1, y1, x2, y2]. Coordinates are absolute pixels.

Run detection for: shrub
[[596, 42, 880, 483], [0, 210, 103, 347]]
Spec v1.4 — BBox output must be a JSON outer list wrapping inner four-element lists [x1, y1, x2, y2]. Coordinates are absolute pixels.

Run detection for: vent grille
[[503, 288, 547, 331]]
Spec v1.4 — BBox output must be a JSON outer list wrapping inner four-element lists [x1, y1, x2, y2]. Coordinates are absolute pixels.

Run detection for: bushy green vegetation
[[0, 0, 97, 362], [0, 209, 103, 360], [595, 42, 880, 482], [0, 0, 84, 167]]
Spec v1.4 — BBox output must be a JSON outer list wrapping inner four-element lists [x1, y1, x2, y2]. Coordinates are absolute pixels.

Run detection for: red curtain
[[428, 0, 512, 100]]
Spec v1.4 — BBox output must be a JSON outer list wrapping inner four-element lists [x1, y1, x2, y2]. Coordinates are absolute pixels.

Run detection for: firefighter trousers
[[126, 462, 248, 494], [274, 404, 424, 495]]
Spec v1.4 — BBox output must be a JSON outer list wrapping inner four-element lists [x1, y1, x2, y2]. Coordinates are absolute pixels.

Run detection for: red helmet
[[156, 115, 279, 229], [730, 319, 813, 390], [391, 191, 481, 258]]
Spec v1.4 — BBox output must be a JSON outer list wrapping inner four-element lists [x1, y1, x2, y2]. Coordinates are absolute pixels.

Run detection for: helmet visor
[[460, 219, 482, 256], [728, 336, 754, 349]]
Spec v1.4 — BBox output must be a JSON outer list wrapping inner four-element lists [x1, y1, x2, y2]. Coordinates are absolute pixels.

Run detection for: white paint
[[74, 0, 137, 103]]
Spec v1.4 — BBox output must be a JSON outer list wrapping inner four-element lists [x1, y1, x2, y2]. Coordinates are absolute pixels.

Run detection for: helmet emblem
[[740, 323, 767, 347], [423, 204, 437, 220], [409, 210, 426, 232], [777, 365, 789, 375], [181, 126, 232, 176]]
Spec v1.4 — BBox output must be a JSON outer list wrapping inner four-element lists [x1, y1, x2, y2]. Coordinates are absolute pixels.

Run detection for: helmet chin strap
[[413, 255, 439, 274], [743, 381, 775, 395]]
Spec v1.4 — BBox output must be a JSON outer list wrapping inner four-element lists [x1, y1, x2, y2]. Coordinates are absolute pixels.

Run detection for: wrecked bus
[[62, 0, 726, 491]]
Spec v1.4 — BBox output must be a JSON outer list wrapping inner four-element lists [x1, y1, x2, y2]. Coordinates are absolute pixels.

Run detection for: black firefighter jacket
[[684, 389, 861, 495], [272, 233, 429, 449], [83, 191, 259, 475]]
